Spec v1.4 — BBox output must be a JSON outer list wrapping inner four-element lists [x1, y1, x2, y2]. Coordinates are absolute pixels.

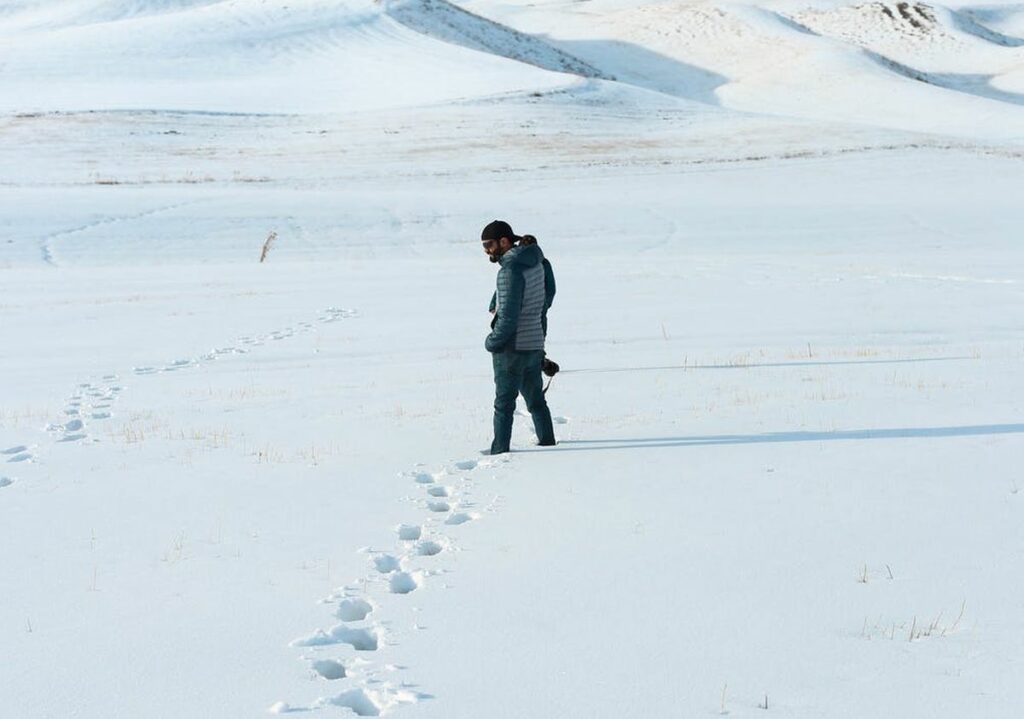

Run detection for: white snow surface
[[2, 0, 1024, 717]]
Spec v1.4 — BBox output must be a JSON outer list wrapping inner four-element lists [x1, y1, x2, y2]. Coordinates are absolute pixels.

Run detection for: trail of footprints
[[2, 307, 357, 490], [43, 376, 124, 445], [277, 457, 504, 716], [132, 307, 357, 375]]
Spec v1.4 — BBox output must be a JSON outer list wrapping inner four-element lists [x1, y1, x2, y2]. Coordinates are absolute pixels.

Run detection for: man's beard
[[488, 254, 500, 263]]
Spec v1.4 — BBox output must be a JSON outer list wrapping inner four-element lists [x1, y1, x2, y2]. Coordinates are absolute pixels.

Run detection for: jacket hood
[[501, 243, 542, 268]]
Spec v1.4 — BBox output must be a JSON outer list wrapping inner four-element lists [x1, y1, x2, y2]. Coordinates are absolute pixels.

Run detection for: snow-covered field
[[2, 0, 1023, 717]]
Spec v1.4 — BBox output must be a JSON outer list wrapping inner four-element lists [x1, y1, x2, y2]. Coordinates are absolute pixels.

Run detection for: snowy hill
[[1, 0, 1023, 137], [0, 0, 580, 113], [2, 1, 1023, 718]]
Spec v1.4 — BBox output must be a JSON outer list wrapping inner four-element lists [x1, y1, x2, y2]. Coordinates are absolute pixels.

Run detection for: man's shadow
[[526, 423, 1024, 452]]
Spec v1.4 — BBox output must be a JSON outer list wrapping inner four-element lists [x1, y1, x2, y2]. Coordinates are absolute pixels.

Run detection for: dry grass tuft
[[259, 231, 277, 263]]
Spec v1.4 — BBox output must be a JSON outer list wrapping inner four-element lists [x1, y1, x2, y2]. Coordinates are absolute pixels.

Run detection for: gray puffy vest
[[513, 262, 546, 351]]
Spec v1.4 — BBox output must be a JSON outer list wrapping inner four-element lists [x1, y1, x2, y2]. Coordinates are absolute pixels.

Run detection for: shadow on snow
[[561, 355, 976, 375], [544, 423, 1024, 452]]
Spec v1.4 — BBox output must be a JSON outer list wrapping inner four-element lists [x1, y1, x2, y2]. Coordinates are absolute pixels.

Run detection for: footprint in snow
[[427, 485, 449, 498], [324, 687, 422, 718], [6, 451, 33, 463], [319, 307, 357, 323], [91, 412, 112, 420], [133, 366, 157, 375], [333, 626, 379, 651], [445, 512, 478, 526], [2, 446, 29, 455], [57, 419, 87, 442], [292, 625, 379, 651], [553, 416, 569, 424], [311, 659, 346, 680], [162, 361, 190, 372], [397, 524, 421, 541], [326, 689, 381, 717], [389, 571, 420, 595], [0, 477, 13, 489], [454, 460, 478, 471], [373, 554, 401, 573], [336, 598, 373, 622], [427, 500, 450, 513], [415, 540, 444, 557], [412, 471, 435, 484]]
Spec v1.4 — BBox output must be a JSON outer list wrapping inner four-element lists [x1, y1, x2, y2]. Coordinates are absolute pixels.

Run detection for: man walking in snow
[[481, 220, 557, 455]]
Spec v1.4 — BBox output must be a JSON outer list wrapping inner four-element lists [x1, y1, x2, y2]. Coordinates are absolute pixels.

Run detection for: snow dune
[[461, 0, 1024, 139], [384, 0, 611, 79], [1, 0, 1022, 141], [790, 2, 1024, 101], [0, 0, 578, 113], [0, 0, 221, 31], [957, 2, 1024, 39], [1, 0, 1022, 139]]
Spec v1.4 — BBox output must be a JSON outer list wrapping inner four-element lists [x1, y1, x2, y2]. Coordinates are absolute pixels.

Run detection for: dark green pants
[[491, 350, 556, 454]]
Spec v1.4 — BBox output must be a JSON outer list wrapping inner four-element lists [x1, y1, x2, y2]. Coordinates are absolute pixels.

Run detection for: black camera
[[542, 357, 560, 377]]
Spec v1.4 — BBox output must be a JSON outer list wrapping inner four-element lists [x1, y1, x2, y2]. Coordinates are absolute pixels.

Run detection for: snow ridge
[[951, 8, 1024, 47], [0, 0, 222, 33], [785, 2, 1024, 107], [383, 0, 613, 80]]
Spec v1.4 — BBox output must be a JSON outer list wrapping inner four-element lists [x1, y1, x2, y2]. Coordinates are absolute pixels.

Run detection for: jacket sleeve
[[543, 259, 555, 309], [485, 265, 524, 352], [541, 258, 555, 337]]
